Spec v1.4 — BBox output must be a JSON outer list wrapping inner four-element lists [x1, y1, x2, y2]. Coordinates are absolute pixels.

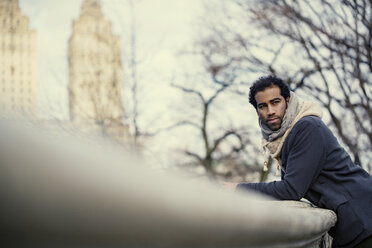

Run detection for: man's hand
[[222, 182, 239, 192]]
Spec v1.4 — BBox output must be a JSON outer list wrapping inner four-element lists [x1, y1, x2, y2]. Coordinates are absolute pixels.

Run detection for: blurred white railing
[[0, 119, 336, 247]]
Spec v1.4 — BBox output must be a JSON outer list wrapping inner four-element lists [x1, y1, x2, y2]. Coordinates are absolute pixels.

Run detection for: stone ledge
[[0, 120, 337, 247]]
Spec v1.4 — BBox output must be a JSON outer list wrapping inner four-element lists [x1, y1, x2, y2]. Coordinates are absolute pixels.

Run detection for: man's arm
[[238, 118, 326, 200]]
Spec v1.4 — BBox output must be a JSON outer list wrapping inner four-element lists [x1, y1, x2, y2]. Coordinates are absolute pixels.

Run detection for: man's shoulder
[[286, 116, 328, 146], [288, 116, 329, 141], [293, 115, 323, 130]]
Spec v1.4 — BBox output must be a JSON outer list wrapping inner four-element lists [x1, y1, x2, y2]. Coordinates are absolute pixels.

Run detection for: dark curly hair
[[248, 75, 290, 109]]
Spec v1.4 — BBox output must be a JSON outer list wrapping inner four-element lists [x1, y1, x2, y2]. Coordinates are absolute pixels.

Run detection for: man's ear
[[286, 97, 290, 104]]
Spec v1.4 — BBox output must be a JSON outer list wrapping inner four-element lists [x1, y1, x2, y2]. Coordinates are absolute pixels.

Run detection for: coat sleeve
[[237, 118, 326, 200]]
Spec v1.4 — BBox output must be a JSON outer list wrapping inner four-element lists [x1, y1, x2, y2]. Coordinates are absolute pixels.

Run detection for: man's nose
[[267, 105, 275, 115]]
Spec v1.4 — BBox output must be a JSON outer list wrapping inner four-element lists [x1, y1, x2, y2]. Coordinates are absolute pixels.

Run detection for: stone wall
[[0, 119, 337, 247]]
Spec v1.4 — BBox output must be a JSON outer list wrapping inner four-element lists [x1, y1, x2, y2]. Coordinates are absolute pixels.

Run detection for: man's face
[[255, 85, 290, 131]]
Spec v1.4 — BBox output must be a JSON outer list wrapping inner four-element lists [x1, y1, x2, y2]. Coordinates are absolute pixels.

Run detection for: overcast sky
[[16, 0, 259, 168], [18, 0, 203, 120]]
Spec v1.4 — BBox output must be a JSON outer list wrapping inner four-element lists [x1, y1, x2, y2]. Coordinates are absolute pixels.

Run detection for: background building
[[0, 0, 38, 118], [68, 0, 128, 141]]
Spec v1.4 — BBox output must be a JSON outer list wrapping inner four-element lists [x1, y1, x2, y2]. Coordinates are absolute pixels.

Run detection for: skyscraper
[[68, 0, 127, 140], [0, 0, 38, 117]]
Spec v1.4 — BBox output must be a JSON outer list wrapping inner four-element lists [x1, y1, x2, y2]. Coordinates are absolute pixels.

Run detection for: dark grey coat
[[238, 116, 372, 248]]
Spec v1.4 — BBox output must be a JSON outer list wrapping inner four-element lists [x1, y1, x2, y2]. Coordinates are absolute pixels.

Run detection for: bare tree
[[107, 0, 156, 145], [126, 0, 142, 142], [198, 0, 372, 171], [170, 47, 263, 180]]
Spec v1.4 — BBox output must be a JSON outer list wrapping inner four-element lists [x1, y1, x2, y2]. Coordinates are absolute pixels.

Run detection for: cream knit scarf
[[259, 92, 323, 176]]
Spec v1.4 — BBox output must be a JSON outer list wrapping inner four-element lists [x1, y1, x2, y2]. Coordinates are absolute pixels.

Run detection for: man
[[225, 75, 372, 248]]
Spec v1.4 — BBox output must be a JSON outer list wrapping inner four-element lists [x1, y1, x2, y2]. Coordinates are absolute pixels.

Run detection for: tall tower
[[0, 0, 38, 117], [68, 0, 126, 139]]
